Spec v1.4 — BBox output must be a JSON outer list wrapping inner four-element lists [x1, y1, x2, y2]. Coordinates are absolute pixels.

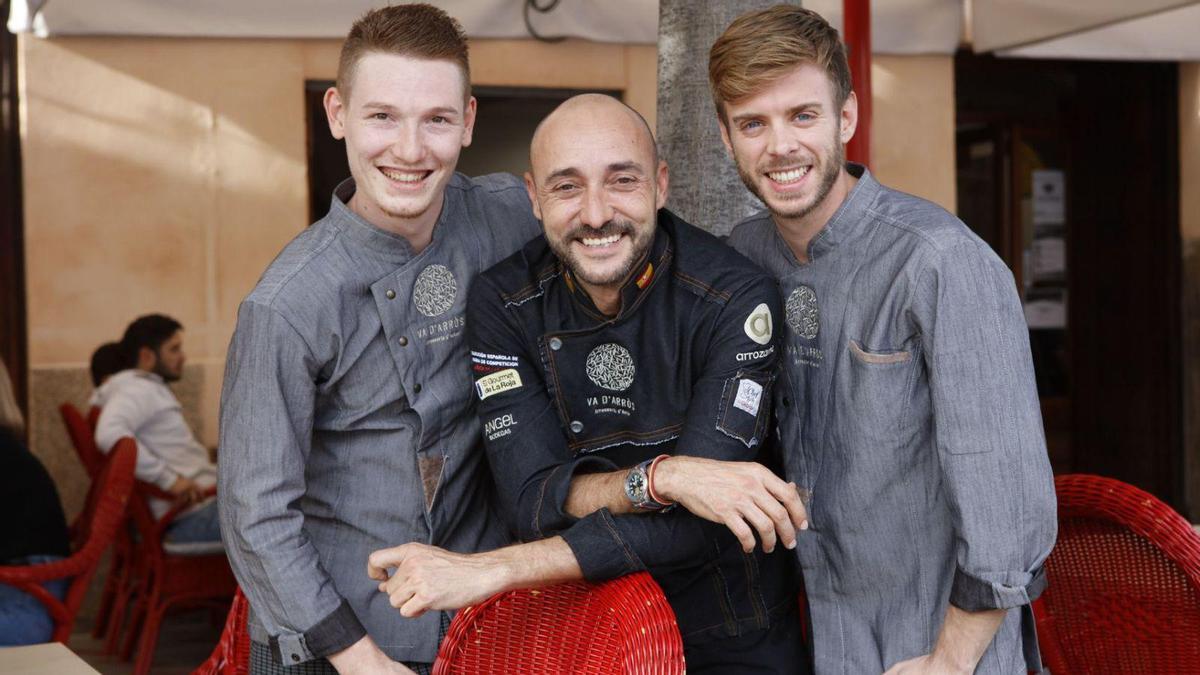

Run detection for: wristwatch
[[625, 458, 670, 511]]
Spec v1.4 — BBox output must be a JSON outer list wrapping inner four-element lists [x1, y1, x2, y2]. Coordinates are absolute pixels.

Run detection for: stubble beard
[[549, 218, 653, 287], [737, 131, 844, 223]]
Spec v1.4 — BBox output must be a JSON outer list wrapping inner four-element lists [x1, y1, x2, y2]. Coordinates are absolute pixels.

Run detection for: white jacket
[[93, 369, 216, 517]]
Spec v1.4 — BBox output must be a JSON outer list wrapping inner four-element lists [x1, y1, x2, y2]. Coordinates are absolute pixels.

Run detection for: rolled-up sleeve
[[467, 274, 783, 582], [218, 300, 365, 664], [911, 239, 1058, 611]]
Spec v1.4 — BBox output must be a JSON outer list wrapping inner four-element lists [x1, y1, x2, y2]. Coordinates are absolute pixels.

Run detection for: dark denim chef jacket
[[466, 209, 798, 642]]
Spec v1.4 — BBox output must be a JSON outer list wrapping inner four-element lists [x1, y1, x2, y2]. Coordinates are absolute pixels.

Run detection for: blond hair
[[708, 5, 852, 120], [337, 3, 471, 101]]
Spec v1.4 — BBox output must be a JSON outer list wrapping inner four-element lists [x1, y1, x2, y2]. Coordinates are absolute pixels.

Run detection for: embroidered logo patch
[[412, 264, 457, 317], [475, 369, 523, 400], [733, 379, 764, 416], [744, 303, 774, 345], [585, 343, 636, 392], [786, 285, 820, 340], [484, 413, 518, 441]]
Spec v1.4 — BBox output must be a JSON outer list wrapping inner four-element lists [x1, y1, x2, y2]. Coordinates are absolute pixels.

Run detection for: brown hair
[[336, 3, 471, 101], [708, 5, 852, 120]]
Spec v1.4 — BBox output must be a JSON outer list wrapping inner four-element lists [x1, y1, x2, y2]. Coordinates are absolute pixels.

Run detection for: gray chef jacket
[[218, 174, 541, 665], [727, 165, 1057, 674]]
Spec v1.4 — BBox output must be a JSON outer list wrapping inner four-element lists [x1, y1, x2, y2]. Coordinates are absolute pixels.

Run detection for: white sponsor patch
[[733, 378, 763, 416], [744, 303, 774, 345], [475, 369, 523, 400], [471, 350, 520, 368]]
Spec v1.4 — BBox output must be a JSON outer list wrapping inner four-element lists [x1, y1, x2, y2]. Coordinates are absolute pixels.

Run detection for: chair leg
[[133, 599, 165, 675], [120, 578, 150, 661], [92, 548, 123, 639]]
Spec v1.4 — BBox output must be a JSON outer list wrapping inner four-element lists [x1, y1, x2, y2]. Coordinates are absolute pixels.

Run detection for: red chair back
[[0, 439, 136, 642], [433, 572, 684, 674], [60, 402, 105, 478], [1035, 474, 1200, 673]]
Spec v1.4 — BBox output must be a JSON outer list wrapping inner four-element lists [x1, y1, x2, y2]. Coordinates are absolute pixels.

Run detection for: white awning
[[7, 0, 1200, 61]]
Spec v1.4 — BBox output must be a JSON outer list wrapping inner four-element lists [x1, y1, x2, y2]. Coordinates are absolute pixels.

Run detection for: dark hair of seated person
[[90, 341, 132, 387]]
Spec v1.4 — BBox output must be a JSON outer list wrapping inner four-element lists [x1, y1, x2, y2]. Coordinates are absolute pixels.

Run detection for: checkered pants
[[249, 612, 451, 675]]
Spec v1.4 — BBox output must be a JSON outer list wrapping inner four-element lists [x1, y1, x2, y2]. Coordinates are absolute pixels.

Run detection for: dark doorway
[[1, 0, 29, 426], [304, 84, 619, 222], [955, 53, 1182, 507]]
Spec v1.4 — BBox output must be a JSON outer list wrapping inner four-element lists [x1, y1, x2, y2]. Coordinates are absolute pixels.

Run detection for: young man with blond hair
[[711, 6, 1057, 673], [218, 5, 540, 673]]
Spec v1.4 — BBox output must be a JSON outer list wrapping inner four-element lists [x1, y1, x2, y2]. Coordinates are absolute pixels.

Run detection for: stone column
[[656, 0, 802, 236]]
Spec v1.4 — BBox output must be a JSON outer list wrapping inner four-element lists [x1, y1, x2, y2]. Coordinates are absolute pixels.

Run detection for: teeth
[[380, 168, 425, 183], [581, 234, 621, 247], [767, 167, 809, 183]]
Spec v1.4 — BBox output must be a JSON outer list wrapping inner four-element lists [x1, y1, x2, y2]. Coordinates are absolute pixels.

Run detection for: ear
[[138, 346, 156, 370], [839, 91, 859, 145], [461, 96, 478, 148], [655, 159, 670, 210], [523, 171, 543, 221], [717, 115, 734, 157], [324, 86, 347, 140]]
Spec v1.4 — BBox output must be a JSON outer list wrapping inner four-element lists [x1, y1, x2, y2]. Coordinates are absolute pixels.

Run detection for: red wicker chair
[[1034, 473, 1200, 673], [193, 587, 250, 675], [433, 571, 684, 674], [121, 479, 237, 675], [0, 439, 136, 643]]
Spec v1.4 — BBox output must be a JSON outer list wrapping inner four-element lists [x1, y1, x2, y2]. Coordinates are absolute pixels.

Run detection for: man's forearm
[[564, 471, 632, 518], [931, 604, 1006, 672]]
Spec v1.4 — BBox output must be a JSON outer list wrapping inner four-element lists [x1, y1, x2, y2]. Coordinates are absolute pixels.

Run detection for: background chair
[[60, 401, 130, 650], [0, 439, 136, 643], [433, 571, 684, 674], [1034, 473, 1200, 673], [121, 480, 236, 675]]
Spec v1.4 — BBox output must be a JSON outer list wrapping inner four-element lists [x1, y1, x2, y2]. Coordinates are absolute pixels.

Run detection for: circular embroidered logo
[[585, 343, 636, 391], [412, 265, 457, 317], [786, 285, 820, 340]]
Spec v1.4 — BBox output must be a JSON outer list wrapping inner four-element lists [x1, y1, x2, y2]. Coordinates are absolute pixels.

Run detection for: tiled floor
[[71, 607, 223, 675]]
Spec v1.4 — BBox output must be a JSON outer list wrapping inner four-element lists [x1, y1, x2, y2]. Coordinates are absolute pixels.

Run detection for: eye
[[739, 120, 763, 132], [371, 112, 389, 121], [553, 182, 579, 193], [794, 112, 816, 122], [431, 115, 449, 124]]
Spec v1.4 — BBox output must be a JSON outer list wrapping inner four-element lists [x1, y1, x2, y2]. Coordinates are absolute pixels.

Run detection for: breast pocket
[[843, 339, 920, 449]]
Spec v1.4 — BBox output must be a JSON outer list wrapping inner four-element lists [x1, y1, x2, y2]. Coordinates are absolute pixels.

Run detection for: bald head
[[529, 94, 658, 180]]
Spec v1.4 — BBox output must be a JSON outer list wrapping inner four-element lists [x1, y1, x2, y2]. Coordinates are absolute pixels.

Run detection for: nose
[[389, 122, 426, 165], [579, 188, 614, 229], [767, 127, 799, 158]]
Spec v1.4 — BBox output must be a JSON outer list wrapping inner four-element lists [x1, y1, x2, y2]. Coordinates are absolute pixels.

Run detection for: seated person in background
[[368, 94, 809, 673], [89, 340, 131, 394], [0, 357, 71, 645], [94, 314, 220, 548]]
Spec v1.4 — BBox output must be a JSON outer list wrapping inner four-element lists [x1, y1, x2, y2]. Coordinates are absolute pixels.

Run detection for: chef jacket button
[[291, 654, 300, 663], [385, 289, 396, 299], [782, 397, 791, 408], [398, 336, 409, 346], [413, 383, 422, 394], [549, 337, 563, 351], [569, 420, 583, 434]]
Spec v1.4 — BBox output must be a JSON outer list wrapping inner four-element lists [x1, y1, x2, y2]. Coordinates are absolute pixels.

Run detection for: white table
[[0, 642, 100, 674]]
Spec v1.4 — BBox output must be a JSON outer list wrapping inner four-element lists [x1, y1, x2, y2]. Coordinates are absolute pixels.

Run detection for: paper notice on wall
[[1032, 169, 1065, 225], [1032, 237, 1066, 279], [1025, 292, 1067, 329]]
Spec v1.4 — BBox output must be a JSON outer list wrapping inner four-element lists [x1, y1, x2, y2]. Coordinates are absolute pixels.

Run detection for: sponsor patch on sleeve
[[475, 368, 523, 400], [733, 378, 763, 416], [744, 303, 774, 345]]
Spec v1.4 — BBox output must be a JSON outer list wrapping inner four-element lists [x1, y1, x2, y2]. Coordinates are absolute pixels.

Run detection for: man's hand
[[327, 635, 417, 675], [882, 605, 1006, 675], [653, 456, 808, 553], [367, 543, 510, 618], [167, 475, 205, 504]]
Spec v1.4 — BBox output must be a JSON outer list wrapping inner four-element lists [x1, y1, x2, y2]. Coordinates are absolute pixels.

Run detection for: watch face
[[625, 468, 648, 502]]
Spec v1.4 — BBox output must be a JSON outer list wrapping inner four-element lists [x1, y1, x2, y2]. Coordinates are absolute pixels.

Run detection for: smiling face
[[719, 62, 857, 233], [526, 96, 666, 300], [324, 52, 476, 236]]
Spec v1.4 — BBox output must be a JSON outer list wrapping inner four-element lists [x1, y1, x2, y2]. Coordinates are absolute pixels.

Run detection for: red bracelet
[[646, 454, 674, 506]]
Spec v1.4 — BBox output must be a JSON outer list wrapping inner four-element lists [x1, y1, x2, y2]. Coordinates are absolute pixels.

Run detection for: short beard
[[548, 218, 653, 287], [737, 129, 844, 222], [151, 357, 181, 383]]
